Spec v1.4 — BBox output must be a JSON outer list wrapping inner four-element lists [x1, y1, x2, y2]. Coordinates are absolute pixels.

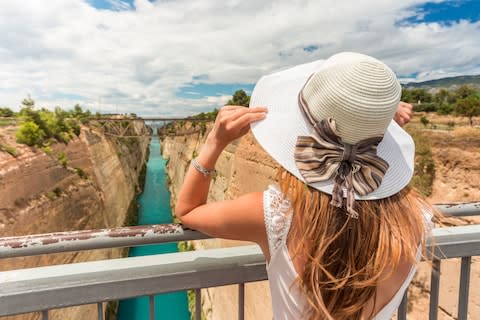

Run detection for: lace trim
[[263, 185, 294, 256]]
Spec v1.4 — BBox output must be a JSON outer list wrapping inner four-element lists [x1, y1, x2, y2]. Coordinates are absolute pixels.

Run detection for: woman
[[175, 52, 433, 319]]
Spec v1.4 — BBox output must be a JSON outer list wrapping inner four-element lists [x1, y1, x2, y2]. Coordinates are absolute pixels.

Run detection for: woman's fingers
[[208, 106, 267, 147], [233, 109, 267, 129], [221, 105, 243, 112]]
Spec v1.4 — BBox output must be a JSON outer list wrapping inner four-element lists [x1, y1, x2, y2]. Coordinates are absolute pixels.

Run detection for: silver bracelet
[[191, 157, 217, 178]]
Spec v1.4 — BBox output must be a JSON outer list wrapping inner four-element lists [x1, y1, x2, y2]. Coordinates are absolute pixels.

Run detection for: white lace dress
[[263, 184, 423, 320]]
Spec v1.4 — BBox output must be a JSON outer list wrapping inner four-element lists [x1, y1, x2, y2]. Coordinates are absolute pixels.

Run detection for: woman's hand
[[175, 105, 267, 218], [394, 101, 413, 127], [206, 105, 267, 150]]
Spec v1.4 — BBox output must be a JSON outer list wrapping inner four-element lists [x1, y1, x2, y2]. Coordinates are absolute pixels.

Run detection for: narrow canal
[[117, 136, 190, 320]]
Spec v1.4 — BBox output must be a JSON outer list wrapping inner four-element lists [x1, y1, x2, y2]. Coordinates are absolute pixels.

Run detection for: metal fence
[[0, 202, 479, 320]]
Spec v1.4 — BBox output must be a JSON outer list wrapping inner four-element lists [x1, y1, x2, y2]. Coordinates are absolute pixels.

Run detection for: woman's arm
[[174, 105, 268, 243]]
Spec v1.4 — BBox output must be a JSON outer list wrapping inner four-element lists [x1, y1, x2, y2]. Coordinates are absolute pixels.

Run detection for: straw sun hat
[[250, 52, 414, 214]]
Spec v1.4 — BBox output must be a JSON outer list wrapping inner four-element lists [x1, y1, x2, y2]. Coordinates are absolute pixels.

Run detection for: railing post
[[238, 283, 245, 320], [97, 302, 104, 320], [42, 310, 48, 320], [398, 290, 408, 320], [457, 256, 471, 320], [195, 289, 202, 320], [149, 295, 155, 320], [429, 259, 441, 320]]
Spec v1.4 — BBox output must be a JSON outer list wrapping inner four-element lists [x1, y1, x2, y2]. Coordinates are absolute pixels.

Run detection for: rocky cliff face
[[0, 120, 150, 320], [161, 121, 480, 320], [161, 122, 277, 320]]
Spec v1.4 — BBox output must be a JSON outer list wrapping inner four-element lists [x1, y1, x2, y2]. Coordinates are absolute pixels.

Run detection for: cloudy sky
[[0, 0, 479, 116]]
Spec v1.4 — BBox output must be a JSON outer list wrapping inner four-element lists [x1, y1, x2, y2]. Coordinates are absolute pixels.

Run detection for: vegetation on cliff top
[[0, 97, 92, 147], [401, 85, 480, 125]]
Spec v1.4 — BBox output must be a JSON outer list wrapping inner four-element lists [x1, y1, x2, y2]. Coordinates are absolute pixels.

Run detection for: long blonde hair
[[276, 168, 431, 320]]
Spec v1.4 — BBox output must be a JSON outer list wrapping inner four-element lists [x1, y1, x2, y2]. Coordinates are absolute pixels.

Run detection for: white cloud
[[0, 0, 479, 115]]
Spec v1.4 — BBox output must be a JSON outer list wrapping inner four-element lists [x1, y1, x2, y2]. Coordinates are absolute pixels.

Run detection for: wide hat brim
[[250, 59, 415, 200]]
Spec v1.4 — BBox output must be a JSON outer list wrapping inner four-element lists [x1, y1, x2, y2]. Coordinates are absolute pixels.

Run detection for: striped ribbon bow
[[294, 118, 389, 218]]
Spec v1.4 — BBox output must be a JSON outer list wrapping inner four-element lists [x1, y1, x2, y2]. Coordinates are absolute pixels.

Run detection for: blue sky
[[1, 0, 479, 116], [88, 0, 135, 11], [403, 0, 480, 25]]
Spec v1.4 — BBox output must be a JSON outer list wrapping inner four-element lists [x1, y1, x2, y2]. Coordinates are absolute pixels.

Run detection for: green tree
[[410, 88, 432, 104], [16, 121, 45, 146], [454, 85, 476, 100], [401, 88, 412, 103], [21, 95, 35, 108], [0, 107, 14, 117], [227, 89, 250, 107], [434, 88, 450, 104], [437, 102, 454, 115], [455, 95, 480, 126]]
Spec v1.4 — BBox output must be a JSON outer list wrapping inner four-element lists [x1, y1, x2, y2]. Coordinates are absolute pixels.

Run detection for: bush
[[437, 103, 454, 115], [41, 145, 53, 155], [15, 104, 87, 147], [413, 102, 436, 112], [75, 167, 88, 179], [420, 116, 429, 127], [0, 107, 14, 117], [53, 187, 62, 197], [57, 152, 68, 168], [16, 121, 45, 146], [0, 143, 17, 157]]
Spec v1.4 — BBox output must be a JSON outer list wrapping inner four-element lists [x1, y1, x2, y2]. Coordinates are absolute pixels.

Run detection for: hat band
[[294, 78, 390, 218]]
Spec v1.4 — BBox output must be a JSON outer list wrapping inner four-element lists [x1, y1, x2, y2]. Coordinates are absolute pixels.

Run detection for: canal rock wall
[[0, 121, 150, 320], [161, 121, 277, 320], [161, 120, 480, 320]]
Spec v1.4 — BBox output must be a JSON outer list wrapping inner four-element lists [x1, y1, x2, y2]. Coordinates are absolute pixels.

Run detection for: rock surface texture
[[161, 121, 480, 320], [0, 121, 150, 320]]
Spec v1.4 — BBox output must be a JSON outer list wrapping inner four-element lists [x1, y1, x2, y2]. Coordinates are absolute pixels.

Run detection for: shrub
[[75, 167, 88, 179], [57, 152, 68, 168], [413, 102, 436, 112], [16, 121, 45, 146], [0, 107, 14, 117], [437, 103, 454, 115], [41, 145, 53, 155], [0, 143, 17, 157], [53, 187, 62, 197], [420, 116, 429, 127]]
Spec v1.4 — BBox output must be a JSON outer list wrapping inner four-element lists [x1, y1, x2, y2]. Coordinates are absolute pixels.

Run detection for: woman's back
[[264, 184, 430, 320]]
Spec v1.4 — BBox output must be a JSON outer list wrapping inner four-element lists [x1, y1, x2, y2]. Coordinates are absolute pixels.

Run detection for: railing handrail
[[1, 224, 480, 317], [0, 245, 266, 317], [1, 202, 479, 259]]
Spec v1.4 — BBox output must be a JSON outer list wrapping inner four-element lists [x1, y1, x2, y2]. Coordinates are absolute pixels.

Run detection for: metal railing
[[0, 202, 479, 320]]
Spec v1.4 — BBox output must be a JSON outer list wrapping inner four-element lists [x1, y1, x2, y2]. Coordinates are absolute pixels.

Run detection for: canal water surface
[[118, 137, 190, 320]]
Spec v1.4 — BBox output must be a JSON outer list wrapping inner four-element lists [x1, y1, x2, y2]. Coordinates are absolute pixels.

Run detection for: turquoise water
[[117, 137, 190, 320]]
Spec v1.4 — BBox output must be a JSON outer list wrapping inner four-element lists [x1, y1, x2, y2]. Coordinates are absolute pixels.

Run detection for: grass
[[406, 128, 435, 196], [0, 118, 16, 127], [57, 152, 68, 168], [0, 143, 17, 157]]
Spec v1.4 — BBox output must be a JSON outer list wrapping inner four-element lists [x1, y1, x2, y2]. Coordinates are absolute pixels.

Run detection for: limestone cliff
[[161, 121, 480, 320], [0, 120, 150, 320], [161, 121, 277, 320]]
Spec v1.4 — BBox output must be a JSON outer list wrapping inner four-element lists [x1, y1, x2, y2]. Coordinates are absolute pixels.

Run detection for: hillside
[[404, 74, 480, 89]]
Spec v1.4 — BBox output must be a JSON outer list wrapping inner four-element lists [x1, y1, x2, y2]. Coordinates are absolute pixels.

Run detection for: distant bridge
[[94, 116, 211, 137], [97, 117, 211, 122]]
